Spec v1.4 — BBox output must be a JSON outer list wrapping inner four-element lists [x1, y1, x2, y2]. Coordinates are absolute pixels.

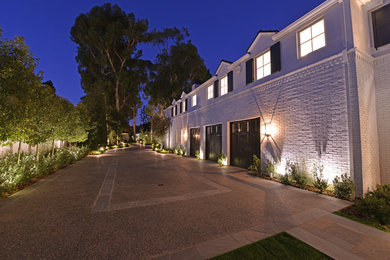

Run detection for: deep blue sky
[[1, 0, 324, 122]]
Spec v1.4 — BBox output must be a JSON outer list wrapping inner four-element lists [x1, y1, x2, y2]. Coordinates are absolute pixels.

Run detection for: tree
[[146, 41, 211, 112], [0, 32, 43, 163], [71, 4, 186, 147]]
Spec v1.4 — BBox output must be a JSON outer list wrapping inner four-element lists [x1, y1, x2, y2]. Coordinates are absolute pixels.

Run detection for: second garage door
[[206, 124, 222, 162], [190, 127, 200, 157], [230, 118, 260, 169]]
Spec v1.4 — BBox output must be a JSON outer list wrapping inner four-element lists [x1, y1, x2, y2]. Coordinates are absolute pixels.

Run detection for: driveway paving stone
[[1, 145, 389, 259]]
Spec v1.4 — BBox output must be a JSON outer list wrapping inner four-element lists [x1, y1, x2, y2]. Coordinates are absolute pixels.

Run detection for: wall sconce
[[183, 130, 188, 141], [261, 122, 277, 138]]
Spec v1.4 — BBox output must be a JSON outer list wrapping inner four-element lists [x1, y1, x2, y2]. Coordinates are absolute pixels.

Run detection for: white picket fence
[[0, 140, 63, 158]]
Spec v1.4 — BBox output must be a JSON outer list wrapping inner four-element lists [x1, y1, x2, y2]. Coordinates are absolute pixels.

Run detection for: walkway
[[0, 145, 389, 259]]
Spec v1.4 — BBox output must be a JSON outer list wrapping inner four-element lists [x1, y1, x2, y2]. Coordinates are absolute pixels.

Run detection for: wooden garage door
[[190, 128, 200, 157], [206, 124, 222, 162], [230, 118, 260, 169]]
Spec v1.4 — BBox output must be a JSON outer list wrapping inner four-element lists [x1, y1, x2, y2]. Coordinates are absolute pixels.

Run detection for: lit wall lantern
[[182, 129, 188, 143], [261, 122, 277, 138]]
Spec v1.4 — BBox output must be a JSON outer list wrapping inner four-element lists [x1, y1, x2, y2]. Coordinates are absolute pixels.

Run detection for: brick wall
[[168, 54, 352, 187], [349, 50, 381, 195], [375, 53, 390, 185]]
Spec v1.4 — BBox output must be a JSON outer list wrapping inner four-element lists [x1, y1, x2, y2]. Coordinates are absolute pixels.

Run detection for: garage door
[[230, 118, 260, 169], [190, 127, 200, 157], [206, 124, 222, 162]]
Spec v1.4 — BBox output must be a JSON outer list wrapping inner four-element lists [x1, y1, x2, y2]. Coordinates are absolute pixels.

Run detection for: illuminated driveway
[[0, 145, 352, 259]]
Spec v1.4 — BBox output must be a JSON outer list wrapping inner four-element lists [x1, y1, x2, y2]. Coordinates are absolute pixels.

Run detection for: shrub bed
[[0, 146, 89, 197]]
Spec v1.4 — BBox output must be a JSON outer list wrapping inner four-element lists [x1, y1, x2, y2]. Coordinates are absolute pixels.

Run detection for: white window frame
[[298, 19, 326, 57], [220, 76, 228, 96], [183, 100, 186, 112], [192, 95, 197, 107], [256, 50, 271, 80], [207, 85, 213, 100]]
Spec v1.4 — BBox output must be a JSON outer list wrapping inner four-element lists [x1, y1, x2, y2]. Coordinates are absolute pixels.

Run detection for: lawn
[[209, 232, 331, 260]]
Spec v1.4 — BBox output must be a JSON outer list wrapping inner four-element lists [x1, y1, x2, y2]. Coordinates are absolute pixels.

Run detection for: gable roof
[[215, 60, 233, 76], [247, 30, 279, 53]]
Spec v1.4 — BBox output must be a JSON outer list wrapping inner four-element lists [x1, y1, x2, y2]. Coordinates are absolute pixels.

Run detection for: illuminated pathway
[[0, 145, 389, 259]]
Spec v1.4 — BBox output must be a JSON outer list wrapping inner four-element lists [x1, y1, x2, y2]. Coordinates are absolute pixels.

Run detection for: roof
[[247, 30, 279, 53], [215, 60, 233, 76]]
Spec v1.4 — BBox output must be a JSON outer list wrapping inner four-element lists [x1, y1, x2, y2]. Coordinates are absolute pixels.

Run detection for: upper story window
[[207, 85, 213, 99], [182, 100, 186, 112], [220, 76, 228, 96], [372, 4, 390, 49], [256, 50, 271, 80], [192, 94, 197, 107], [299, 19, 325, 57]]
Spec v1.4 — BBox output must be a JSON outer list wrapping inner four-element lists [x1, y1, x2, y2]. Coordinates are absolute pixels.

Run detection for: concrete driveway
[[0, 145, 378, 259]]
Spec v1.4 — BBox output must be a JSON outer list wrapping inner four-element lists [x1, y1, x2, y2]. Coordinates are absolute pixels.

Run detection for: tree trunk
[[104, 93, 109, 146], [133, 106, 136, 141], [36, 144, 40, 162], [17, 141, 22, 165], [51, 140, 55, 158], [115, 79, 120, 112]]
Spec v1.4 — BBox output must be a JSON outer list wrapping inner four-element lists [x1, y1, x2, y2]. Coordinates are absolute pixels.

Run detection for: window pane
[[264, 64, 271, 77], [312, 20, 324, 38], [192, 95, 196, 106], [263, 51, 270, 64], [300, 27, 311, 44], [257, 67, 264, 80], [256, 56, 263, 68], [300, 41, 312, 57], [312, 34, 326, 51], [208, 86, 213, 99]]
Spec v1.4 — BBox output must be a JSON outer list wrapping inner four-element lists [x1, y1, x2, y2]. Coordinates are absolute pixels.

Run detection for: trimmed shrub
[[356, 184, 390, 225], [312, 163, 328, 193], [333, 173, 355, 200], [265, 159, 276, 177], [248, 155, 262, 176]]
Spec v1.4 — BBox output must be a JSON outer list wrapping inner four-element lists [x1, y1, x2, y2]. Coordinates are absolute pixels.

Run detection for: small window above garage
[[372, 3, 390, 49]]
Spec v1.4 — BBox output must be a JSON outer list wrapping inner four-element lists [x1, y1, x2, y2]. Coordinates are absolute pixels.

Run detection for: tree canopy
[[0, 28, 89, 161], [146, 41, 211, 111], [71, 3, 199, 146]]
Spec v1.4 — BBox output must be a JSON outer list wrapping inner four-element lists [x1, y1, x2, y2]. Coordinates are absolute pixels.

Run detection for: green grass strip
[[334, 211, 390, 233], [209, 232, 331, 260]]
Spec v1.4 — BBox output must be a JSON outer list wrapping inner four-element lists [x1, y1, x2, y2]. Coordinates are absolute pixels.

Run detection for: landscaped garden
[[248, 155, 355, 200], [0, 146, 89, 198], [335, 184, 390, 233], [209, 232, 331, 260]]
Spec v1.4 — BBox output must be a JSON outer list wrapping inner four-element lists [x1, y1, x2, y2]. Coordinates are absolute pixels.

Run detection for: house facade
[[164, 0, 390, 196]]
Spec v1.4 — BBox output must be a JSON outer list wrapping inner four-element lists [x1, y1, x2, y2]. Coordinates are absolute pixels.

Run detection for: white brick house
[[165, 0, 390, 196]]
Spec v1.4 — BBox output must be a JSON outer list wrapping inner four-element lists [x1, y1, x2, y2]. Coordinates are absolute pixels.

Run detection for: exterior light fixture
[[261, 122, 277, 138]]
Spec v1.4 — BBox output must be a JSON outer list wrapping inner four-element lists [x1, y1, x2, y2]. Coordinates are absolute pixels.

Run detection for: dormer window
[[299, 19, 325, 57], [207, 85, 213, 99], [192, 95, 197, 107], [220, 76, 228, 96], [256, 50, 271, 80]]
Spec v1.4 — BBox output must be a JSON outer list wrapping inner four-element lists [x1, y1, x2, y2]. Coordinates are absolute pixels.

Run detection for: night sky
[[1, 0, 324, 122]]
